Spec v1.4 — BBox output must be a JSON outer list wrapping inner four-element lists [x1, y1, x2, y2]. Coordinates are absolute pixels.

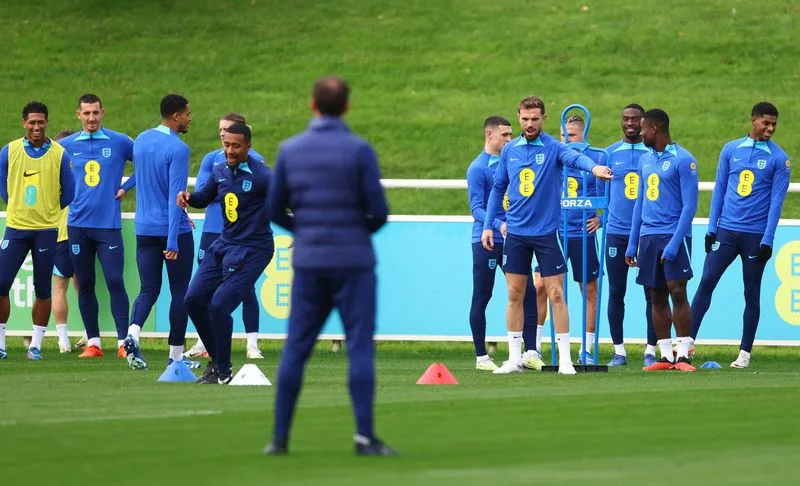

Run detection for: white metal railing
[[118, 177, 800, 192]]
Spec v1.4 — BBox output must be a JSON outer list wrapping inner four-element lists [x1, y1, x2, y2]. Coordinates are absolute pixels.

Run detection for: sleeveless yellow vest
[[6, 138, 65, 230]]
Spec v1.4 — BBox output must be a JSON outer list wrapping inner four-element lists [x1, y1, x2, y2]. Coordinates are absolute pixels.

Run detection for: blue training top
[[708, 136, 790, 247], [484, 132, 599, 237], [603, 140, 652, 236], [626, 143, 698, 262], [59, 127, 134, 229], [132, 125, 193, 251], [466, 150, 505, 244]]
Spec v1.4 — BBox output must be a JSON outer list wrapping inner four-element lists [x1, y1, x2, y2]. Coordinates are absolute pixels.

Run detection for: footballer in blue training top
[[466, 115, 539, 372], [690, 102, 790, 369], [58, 94, 134, 357], [123, 94, 197, 372], [625, 109, 698, 372], [603, 104, 658, 367], [481, 96, 612, 375]]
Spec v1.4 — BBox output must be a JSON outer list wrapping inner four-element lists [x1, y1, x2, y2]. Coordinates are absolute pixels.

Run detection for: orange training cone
[[416, 362, 459, 385]]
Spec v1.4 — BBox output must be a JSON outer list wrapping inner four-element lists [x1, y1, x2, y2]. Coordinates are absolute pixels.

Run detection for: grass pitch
[[2, 0, 800, 215], [1, 338, 798, 485]]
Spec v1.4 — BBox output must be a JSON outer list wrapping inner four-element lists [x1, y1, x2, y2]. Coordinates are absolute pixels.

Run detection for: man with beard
[[603, 104, 658, 366], [482, 96, 612, 375]]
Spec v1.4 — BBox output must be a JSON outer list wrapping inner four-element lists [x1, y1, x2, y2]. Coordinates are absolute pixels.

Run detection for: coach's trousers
[[273, 269, 377, 443]]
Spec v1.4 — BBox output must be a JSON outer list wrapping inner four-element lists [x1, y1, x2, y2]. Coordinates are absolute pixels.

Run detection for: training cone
[[157, 360, 197, 382], [700, 361, 723, 369], [230, 364, 272, 386], [416, 362, 459, 385]]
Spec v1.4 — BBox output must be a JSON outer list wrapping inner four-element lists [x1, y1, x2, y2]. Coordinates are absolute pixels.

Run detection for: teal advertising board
[[4, 214, 800, 344]]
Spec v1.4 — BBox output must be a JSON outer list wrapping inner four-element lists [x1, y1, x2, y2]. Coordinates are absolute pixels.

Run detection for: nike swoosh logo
[[748, 255, 758, 259], [227, 267, 236, 272], [510, 158, 519, 162], [733, 158, 742, 162], [218, 178, 226, 182], [592, 270, 599, 275], [38, 248, 48, 252], [556, 264, 565, 269], [109, 245, 119, 250], [682, 268, 690, 272], [614, 161, 625, 165], [73, 152, 82, 156], [23, 171, 40, 177]]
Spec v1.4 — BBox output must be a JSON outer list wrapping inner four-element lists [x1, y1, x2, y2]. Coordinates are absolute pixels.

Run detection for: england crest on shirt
[[242, 180, 252, 192], [102, 147, 112, 158], [757, 159, 767, 170], [535, 153, 545, 165], [661, 161, 671, 171]]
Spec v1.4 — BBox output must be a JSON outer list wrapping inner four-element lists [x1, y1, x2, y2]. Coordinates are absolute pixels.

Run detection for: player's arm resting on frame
[[661, 158, 698, 262], [561, 146, 611, 234], [586, 151, 608, 234], [625, 168, 646, 267]]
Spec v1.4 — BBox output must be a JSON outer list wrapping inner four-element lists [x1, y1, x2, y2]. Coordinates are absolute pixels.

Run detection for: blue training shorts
[[53, 240, 75, 278], [503, 232, 566, 277], [635, 234, 693, 289], [558, 233, 600, 283], [0, 228, 58, 298]]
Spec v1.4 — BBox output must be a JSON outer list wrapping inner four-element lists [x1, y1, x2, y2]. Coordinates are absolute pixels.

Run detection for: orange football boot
[[674, 357, 696, 372], [643, 357, 675, 371], [78, 345, 104, 358]]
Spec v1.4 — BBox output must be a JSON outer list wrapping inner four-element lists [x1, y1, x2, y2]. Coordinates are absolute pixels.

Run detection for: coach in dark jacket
[[266, 76, 395, 457]]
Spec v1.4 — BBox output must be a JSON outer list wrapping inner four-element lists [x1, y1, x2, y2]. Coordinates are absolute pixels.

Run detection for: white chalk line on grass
[[0, 409, 221, 427]]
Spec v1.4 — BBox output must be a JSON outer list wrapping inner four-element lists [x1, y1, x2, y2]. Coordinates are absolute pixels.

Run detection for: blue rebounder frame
[[542, 104, 610, 373]]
